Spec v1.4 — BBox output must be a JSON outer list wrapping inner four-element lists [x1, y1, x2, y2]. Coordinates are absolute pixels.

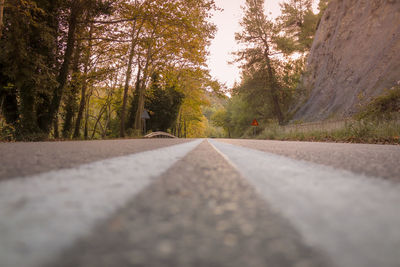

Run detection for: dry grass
[[256, 119, 400, 144]]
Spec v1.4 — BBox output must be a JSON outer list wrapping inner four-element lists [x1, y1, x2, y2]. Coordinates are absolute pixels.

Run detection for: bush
[[253, 119, 400, 144], [0, 120, 16, 142], [357, 86, 400, 121]]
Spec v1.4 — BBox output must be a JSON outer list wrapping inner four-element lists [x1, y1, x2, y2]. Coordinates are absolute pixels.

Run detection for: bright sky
[[207, 0, 284, 89]]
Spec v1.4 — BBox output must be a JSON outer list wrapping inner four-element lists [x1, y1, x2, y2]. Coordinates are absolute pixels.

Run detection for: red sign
[[251, 119, 259, 126]]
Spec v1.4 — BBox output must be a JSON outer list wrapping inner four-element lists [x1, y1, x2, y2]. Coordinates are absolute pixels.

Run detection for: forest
[[0, 0, 328, 141], [211, 0, 329, 138]]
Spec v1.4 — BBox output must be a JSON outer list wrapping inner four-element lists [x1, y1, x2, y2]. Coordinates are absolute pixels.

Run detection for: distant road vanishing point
[[1, 139, 400, 267]]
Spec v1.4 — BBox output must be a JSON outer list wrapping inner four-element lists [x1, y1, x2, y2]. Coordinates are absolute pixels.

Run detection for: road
[[0, 139, 399, 267]]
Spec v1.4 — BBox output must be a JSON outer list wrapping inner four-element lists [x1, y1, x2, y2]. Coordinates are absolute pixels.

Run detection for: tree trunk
[[62, 37, 82, 138], [84, 97, 90, 140], [184, 119, 187, 138], [20, 82, 38, 135], [46, 0, 81, 133], [103, 103, 111, 138], [1, 86, 19, 125], [53, 115, 59, 139], [120, 19, 144, 137], [73, 23, 93, 138], [134, 46, 152, 132], [91, 105, 106, 139], [0, 0, 5, 39], [120, 22, 138, 138], [264, 48, 284, 125], [127, 65, 142, 130], [177, 110, 182, 138], [134, 78, 148, 132]]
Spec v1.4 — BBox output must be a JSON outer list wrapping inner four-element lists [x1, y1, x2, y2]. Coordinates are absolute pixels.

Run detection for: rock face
[[294, 0, 400, 121]]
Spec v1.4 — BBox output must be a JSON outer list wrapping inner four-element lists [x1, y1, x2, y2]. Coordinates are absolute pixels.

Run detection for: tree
[[64, 0, 113, 139], [0, 0, 110, 139], [0, 0, 219, 140], [275, 0, 318, 53], [73, 21, 94, 139], [45, 0, 113, 135], [223, 94, 257, 138], [130, 0, 217, 134], [62, 34, 83, 138], [318, 0, 330, 14], [211, 108, 231, 137], [119, 0, 146, 137], [0, 0, 5, 38], [235, 0, 285, 125], [145, 73, 183, 132], [0, 0, 59, 139], [40, 0, 82, 135]]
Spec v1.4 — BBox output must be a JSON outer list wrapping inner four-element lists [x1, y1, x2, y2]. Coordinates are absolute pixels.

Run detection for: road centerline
[[0, 139, 202, 267], [209, 139, 400, 267], [51, 139, 330, 267], [215, 139, 400, 181], [0, 139, 192, 180]]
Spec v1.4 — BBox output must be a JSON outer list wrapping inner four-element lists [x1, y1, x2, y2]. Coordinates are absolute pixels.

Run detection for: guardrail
[[144, 131, 177, 138], [281, 119, 354, 133]]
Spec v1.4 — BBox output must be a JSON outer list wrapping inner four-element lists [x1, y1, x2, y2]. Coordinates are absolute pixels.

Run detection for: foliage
[[0, 0, 220, 140], [275, 0, 319, 53], [233, 0, 322, 126], [318, 0, 330, 15], [202, 92, 227, 137], [0, 0, 335, 140], [356, 85, 400, 121], [219, 0, 326, 137], [0, 0, 59, 138], [145, 74, 184, 132], [0, 119, 16, 141], [257, 120, 400, 144], [210, 94, 259, 138]]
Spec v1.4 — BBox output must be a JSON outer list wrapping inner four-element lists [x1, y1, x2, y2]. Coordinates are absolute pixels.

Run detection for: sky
[[207, 0, 284, 89]]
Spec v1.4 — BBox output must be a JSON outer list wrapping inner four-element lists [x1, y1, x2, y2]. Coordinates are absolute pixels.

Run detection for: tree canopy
[[211, 0, 328, 137], [0, 0, 221, 140], [0, 0, 328, 140]]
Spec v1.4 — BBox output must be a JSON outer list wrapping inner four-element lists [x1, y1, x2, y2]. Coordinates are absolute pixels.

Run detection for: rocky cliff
[[294, 0, 400, 121]]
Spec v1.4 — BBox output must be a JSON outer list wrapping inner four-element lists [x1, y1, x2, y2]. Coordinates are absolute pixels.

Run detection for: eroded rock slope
[[294, 0, 400, 121]]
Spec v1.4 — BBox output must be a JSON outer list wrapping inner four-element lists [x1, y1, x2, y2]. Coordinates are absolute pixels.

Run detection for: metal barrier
[[281, 119, 354, 133], [144, 131, 177, 138]]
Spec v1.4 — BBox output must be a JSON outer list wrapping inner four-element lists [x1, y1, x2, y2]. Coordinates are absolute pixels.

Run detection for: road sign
[[251, 119, 259, 126], [141, 110, 150, 135], [141, 109, 150, 120]]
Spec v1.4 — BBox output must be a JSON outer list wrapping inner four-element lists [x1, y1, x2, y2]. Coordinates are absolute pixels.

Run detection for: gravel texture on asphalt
[[52, 140, 332, 267], [218, 139, 400, 181], [210, 139, 400, 267], [0, 140, 202, 267], [0, 139, 190, 180]]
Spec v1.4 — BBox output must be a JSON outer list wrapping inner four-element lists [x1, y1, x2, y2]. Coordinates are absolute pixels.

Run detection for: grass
[[0, 120, 16, 142], [254, 119, 400, 144], [2, 86, 400, 143], [251, 85, 400, 144]]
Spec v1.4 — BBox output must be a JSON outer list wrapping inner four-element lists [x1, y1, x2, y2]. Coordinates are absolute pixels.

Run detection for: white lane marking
[[209, 139, 400, 267], [0, 139, 202, 267]]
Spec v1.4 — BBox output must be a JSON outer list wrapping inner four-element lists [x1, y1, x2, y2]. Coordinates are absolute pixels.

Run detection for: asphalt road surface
[[0, 139, 399, 267]]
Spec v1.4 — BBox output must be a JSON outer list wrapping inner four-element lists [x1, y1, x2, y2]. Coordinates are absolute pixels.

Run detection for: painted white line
[[0, 139, 202, 267], [209, 139, 400, 267]]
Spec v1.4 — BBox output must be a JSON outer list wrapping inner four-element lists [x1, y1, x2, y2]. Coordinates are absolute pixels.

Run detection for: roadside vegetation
[[206, 0, 399, 145], [1, 0, 398, 144], [231, 86, 400, 144], [257, 120, 400, 144], [0, 0, 222, 141], [208, 0, 332, 138]]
